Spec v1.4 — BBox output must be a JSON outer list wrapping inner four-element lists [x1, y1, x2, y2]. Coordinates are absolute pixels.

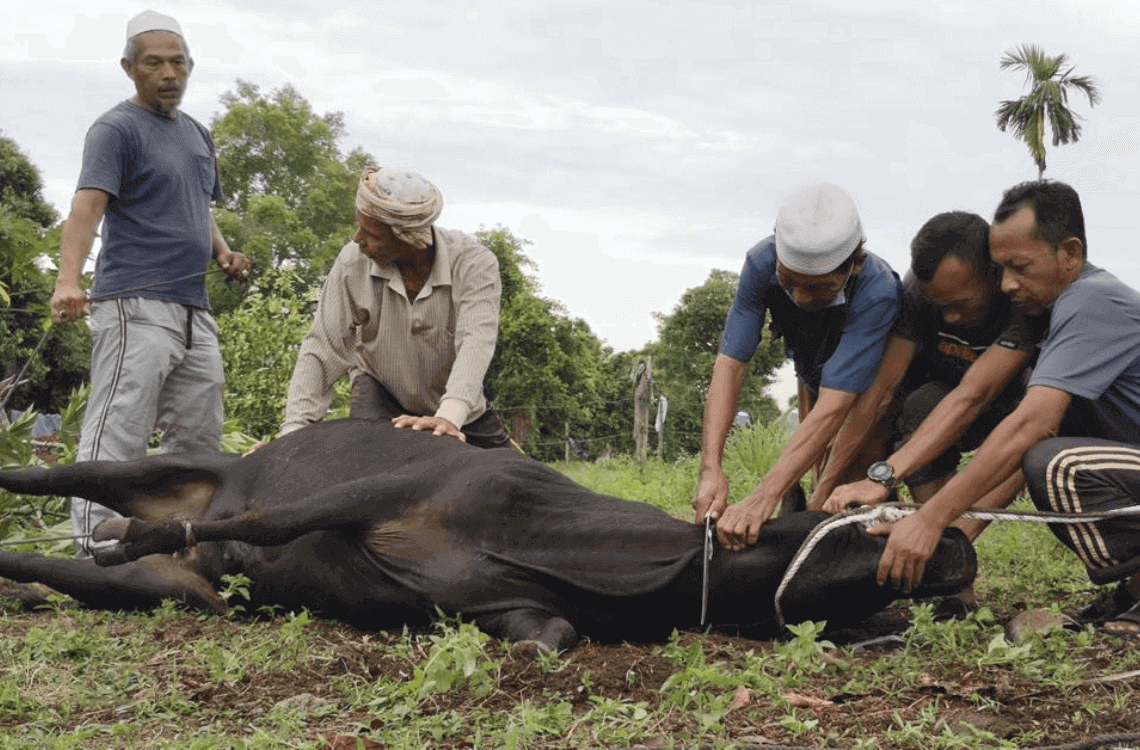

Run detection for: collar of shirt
[[367, 228, 452, 298]]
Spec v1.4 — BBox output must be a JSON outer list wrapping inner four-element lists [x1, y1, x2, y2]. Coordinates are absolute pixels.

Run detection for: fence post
[[633, 359, 651, 465]]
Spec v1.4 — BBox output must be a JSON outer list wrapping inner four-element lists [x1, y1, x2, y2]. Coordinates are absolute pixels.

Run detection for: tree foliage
[[0, 134, 90, 415], [216, 267, 325, 439], [649, 269, 783, 458], [209, 80, 375, 312], [995, 44, 1101, 178], [0, 132, 57, 229], [478, 229, 635, 461]]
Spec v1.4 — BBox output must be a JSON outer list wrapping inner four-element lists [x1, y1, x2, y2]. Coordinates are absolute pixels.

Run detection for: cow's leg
[[0, 462, 223, 523], [474, 608, 578, 655], [91, 473, 431, 565], [0, 551, 225, 614]]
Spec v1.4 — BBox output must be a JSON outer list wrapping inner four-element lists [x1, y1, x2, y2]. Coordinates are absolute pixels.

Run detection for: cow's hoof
[[91, 518, 188, 561], [511, 639, 555, 659], [91, 517, 131, 543], [92, 545, 132, 568]]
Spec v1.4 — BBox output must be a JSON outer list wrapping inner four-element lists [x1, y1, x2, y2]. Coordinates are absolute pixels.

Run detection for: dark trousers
[[1023, 437, 1140, 585], [349, 375, 512, 450]]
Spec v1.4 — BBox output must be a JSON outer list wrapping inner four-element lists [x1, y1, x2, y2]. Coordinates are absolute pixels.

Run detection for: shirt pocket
[[196, 154, 216, 196]]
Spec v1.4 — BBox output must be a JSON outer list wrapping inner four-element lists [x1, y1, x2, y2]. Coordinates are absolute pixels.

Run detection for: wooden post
[[633, 359, 651, 465]]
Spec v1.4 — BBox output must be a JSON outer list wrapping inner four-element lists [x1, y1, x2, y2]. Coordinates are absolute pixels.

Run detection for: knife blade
[[701, 512, 713, 627]]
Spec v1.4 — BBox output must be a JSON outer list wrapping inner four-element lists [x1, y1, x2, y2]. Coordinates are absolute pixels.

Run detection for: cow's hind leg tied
[[91, 517, 193, 566]]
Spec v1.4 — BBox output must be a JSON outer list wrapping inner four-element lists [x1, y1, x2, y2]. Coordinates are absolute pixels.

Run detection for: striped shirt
[[280, 227, 501, 435]]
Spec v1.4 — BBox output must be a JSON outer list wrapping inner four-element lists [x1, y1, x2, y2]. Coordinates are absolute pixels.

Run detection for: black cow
[[0, 420, 974, 652]]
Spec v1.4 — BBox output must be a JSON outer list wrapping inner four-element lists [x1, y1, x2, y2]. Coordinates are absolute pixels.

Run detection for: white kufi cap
[[126, 10, 184, 39], [774, 183, 866, 275]]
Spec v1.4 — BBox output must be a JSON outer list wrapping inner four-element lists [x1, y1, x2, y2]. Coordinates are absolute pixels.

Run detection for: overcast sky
[[5, 1, 1139, 407]]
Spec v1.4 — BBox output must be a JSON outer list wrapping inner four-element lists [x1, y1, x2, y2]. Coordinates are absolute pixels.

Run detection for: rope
[[0, 533, 90, 548], [0, 268, 239, 418], [773, 502, 1140, 629], [0, 327, 52, 415], [87, 268, 225, 301]]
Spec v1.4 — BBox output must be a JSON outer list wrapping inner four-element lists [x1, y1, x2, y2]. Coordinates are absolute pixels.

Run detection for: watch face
[[868, 461, 894, 483]]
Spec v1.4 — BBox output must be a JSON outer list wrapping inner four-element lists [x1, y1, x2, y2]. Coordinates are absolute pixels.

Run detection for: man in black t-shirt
[[813, 213, 1047, 576]]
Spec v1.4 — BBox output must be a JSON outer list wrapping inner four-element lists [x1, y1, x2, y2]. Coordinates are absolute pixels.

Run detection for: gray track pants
[[71, 298, 224, 557]]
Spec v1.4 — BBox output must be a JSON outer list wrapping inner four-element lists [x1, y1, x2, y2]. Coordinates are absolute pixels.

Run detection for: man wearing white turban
[[51, 10, 251, 558], [274, 167, 509, 448]]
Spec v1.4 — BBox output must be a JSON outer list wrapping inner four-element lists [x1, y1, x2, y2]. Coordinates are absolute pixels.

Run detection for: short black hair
[[993, 180, 1087, 257], [910, 211, 992, 283]]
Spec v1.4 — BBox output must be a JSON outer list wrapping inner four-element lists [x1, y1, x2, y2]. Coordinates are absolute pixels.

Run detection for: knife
[[701, 512, 713, 627]]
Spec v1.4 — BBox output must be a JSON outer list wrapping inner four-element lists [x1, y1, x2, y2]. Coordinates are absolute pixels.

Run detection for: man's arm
[[811, 335, 917, 508], [693, 354, 749, 522], [824, 344, 1030, 512], [870, 384, 1072, 591], [279, 261, 356, 436], [419, 242, 501, 439], [717, 385, 858, 550], [210, 214, 251, 280], [50, 189, 110, 325]]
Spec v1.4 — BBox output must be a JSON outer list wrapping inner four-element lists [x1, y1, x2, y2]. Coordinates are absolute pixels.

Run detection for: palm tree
[[994, 44, 1101, 178]]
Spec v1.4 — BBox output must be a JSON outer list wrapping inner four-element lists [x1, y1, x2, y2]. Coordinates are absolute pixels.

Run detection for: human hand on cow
[[392, 414, 466, 441], [715, 493, 778, 552], [692, 466, 729, 523], [50, 283, 90, 326], [821, 478, 890, 514], [868, 512, 942, 593]]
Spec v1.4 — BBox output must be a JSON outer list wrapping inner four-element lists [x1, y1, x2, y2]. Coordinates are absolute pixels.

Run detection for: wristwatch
[[867, 460, 897, 491]]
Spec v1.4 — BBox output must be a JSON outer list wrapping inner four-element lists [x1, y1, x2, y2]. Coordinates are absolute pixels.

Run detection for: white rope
[[772, 502, 1140, 629]]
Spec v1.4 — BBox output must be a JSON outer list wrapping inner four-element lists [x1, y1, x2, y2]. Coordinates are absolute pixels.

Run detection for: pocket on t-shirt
[[196, 154, 216, 196]]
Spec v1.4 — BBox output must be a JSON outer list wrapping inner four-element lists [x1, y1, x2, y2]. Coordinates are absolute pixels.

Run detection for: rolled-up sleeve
[[280, 255, 357, 434]]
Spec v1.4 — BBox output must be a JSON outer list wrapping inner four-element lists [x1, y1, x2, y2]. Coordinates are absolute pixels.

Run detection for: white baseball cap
[[774, 183, 866, 275], [126, 10, 184, 40]]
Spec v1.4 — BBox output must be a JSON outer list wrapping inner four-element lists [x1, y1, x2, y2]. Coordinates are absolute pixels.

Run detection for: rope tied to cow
[[773, 501, 1140, 630]]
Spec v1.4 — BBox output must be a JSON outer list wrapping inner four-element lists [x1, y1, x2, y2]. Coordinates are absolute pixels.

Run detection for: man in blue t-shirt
[[872, 180, 1140, 635], [695, 183, 901, 550], [50, 11, 251, 558]]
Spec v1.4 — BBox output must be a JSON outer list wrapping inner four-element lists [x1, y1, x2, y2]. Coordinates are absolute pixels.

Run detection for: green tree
[[479, 228, 633, 461], [209, 80, 375, 312], [649, 269, 783, 458], [0, 135, 57, 229], [0, 134, 90, 415], [994, 44, 1101, 178], [216, 266, 322, 439]]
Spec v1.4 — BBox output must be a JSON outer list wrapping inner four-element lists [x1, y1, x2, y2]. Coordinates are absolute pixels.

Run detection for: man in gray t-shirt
[[50, 11, 251, 558], [871, 180, 1140, 636]]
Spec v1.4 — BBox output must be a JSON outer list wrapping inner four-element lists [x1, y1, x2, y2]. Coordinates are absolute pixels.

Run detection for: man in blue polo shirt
[[872, 180, 1140, 634], [50, 11, 251, 558], [694, 183, 901, 550]]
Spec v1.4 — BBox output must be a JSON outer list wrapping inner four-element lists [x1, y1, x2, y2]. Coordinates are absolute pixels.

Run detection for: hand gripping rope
[[773, 501, 1140, 630]]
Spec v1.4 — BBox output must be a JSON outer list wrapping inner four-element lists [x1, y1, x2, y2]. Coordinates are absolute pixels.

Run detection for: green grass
[[0, 419, 1130, 748]]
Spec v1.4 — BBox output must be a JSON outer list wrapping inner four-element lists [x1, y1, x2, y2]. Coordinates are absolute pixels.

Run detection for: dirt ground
[[2, 591, 1140, 749]]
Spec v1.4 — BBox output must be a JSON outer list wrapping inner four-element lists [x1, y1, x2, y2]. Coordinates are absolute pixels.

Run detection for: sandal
[[1073, 582, 1140, 626]]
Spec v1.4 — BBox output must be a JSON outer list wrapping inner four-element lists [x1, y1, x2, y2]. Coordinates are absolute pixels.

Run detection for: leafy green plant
[[409, 616, 499, 699]]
